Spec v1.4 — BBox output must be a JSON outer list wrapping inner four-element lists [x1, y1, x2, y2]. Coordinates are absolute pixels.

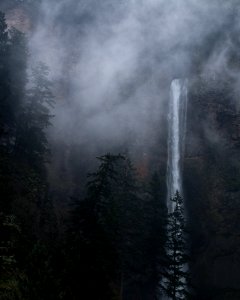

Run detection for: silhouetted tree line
[[65, 154, 190, 300], [0, 11, 190, 300]]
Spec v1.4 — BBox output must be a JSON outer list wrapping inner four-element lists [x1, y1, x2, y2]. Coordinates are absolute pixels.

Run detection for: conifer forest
[[0, 1, 240, 299]]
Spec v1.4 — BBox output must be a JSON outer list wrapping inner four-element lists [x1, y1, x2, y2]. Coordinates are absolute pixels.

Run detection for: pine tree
[[0, 25, 28, 150], [14, 62, 54, 168], [0, 14, 29, 214], [163, 191, 190, 300], [66, 153, 144, 300], [0, 12, 58, 299], [65, 154, 126, 300]]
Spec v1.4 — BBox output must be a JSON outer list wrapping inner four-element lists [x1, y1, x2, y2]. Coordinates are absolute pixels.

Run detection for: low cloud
[[28, 0, 240, 155]]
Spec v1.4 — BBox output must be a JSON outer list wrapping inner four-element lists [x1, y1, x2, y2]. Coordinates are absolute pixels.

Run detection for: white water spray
[[167, 79, 188, 212]]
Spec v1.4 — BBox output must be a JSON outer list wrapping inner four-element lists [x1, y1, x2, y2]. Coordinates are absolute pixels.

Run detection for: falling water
[[167, 79, 188, 212]]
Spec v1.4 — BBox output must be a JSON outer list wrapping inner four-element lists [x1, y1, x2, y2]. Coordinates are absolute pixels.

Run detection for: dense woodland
[[1, 0, 240, 299], [0, 11, 191, 300]]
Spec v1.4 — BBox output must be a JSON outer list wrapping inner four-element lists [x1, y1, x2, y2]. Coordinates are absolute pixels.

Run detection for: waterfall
[[167, 79, 188, 212]]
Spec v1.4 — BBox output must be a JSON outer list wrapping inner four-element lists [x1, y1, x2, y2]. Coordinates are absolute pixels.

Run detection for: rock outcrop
[[185, 75, 240, 299]]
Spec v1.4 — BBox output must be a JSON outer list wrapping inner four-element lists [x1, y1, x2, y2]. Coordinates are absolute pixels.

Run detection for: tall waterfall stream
[[167, 79, 188, 211]]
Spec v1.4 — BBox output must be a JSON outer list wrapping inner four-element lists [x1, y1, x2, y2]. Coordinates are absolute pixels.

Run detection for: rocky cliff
[[185, 75, 240, 299], [0, 0, 35, 33]]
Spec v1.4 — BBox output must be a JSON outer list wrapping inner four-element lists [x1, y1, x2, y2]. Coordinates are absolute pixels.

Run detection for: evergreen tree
[[0, 15, 29, 214], [65, 154, 126, 300], [65, 153, 144, 300], [13, 62, 57, 298], [0, 14, 57, 298], [0, 25, 28, 150], [162, 191, 190, 300], [9, 60, 56, 242], [14, 62, 54, 169]]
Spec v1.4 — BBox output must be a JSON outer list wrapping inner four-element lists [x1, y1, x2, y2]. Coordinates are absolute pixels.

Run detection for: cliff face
[[184, 75, 240, 299], [0, 0, 34, 33], [5, 7, 31, 32], [2, 3, 240, 298]]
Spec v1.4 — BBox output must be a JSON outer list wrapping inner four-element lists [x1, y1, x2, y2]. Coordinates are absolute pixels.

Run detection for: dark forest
[[0, 1, 240, 299]]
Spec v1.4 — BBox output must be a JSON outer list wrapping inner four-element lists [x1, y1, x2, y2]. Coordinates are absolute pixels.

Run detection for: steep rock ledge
[[184, 75, 240, 299]]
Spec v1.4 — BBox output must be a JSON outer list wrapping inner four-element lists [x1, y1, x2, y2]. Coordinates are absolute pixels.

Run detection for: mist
[[28, 0, 238, 157], [1, 1, 240, 299]]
